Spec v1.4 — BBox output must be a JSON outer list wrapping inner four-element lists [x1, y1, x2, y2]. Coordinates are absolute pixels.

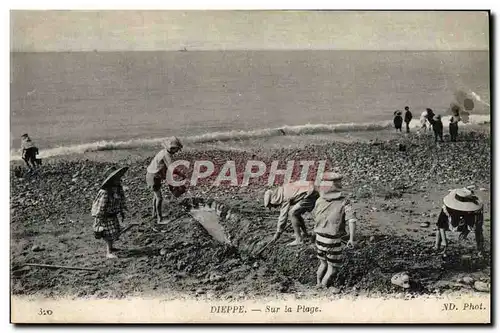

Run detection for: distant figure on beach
[[146, 137, 185, 224], [264, 180, 320, 246], [313, 173, 357, 291], [419, 110, 429, 131], [425, 108, 436, 128], [20, 133, 40, 172], [432, 115, 444, 143], [434, 188, 484, 257], [404, 106, 413, 133], [91, 166, 129, 259], [393, 111, 403, 132], [449, 106, 461, 142], [419, 110, 432, 132]]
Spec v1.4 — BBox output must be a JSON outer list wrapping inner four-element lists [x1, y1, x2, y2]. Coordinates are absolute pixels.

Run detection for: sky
[[10, 10, 489, 52]]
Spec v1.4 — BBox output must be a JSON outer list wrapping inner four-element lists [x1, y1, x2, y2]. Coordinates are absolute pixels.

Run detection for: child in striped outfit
[[313, 173, 358, 291]]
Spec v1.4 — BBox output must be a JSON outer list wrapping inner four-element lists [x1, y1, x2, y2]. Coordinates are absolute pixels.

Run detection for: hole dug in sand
[[177, 197, 490, 294]]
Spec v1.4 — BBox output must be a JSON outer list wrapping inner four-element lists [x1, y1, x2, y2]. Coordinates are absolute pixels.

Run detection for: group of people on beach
[[393, 106, 461, 142], [83, 135, 485, 292], [19, 124, 485, 290], [263, 172, 485, 291], [90, 137, 185, 259]]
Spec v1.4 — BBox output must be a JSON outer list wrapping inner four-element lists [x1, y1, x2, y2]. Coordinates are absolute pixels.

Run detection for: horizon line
[[10, 49, 490, 53]]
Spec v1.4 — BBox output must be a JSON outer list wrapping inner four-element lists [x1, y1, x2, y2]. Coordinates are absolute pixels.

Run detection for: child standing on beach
[[432, 115, 444, 143], [20, 133, 39, 172], [404, 106, 413, 133], [449, 106, 461, 142], [393, 111, 403, 132], [313, 173, 358, 291], [91, 166, 128, 259], [420, 110, 429, 132], [146, 137, 185, 224]]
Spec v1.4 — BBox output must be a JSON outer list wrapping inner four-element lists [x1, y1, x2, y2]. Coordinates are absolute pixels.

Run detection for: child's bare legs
[[152, 195, 157, 218], [299, 216, 309, 238], [321, 263, 339, 290], [105, 239, 117, 259], [317, 259, 327, 286], [28, 155, 37, 171], [23, 157, 34, 172], [434, 229, 441, 250], [434, 228, 448, 253], [288, 214, 304, 246], [475, 222, 484, 257], [301, 224, 309, 239], [153, 189, 163, 223]]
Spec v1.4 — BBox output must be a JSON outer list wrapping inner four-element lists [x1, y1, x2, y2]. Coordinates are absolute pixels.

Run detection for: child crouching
[[434, 188, 484, 257]]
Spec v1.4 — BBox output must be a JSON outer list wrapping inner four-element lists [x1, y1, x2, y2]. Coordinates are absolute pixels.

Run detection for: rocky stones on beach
[[31, 245, 44, 252], [209, 273, 224, 282], [459, 276, 475, 285], [9, 130, 491, 298], [473, 281, 490, 293]]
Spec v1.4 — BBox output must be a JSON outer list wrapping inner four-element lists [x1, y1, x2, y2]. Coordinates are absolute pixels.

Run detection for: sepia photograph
[[9, 9, 491, 324]]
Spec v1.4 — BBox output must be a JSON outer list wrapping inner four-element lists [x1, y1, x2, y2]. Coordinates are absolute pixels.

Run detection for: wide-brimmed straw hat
[[443, 188, 483, 212], [433, 115, 441, 121], [162, 137, 183, 151], [101, 166, 128, 189], [319, 172, 344, 200], [394, 110, 402, 116]]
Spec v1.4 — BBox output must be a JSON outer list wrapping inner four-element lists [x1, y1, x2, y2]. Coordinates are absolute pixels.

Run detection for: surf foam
[[10, 115, 490, 161]]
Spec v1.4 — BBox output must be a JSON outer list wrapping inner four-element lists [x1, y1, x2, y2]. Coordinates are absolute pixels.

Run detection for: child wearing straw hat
[[146, 137, 184, 224], [91, 166, 129, 259], [434, 188, 485, 257], [313, 173, 358, 290]]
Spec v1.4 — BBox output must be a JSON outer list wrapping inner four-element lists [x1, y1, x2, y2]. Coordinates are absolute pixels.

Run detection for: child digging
[[20, 133, 39, 172], [91, 166, 129, 259], [434, 188, 484, 258]]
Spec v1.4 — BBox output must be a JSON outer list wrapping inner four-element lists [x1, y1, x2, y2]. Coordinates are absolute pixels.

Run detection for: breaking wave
[[10, 115, 490, 161]]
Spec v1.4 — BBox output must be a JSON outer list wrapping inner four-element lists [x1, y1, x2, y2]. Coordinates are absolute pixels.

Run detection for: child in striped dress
[[91, 166, 128, 259], [313, 173, 358, 291]]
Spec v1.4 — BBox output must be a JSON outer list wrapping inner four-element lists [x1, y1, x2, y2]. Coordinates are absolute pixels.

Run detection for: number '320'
[[38, 309, 53, 315]]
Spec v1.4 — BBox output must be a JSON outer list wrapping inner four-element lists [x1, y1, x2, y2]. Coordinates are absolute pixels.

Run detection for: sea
[[10, 50, 490, 160]]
